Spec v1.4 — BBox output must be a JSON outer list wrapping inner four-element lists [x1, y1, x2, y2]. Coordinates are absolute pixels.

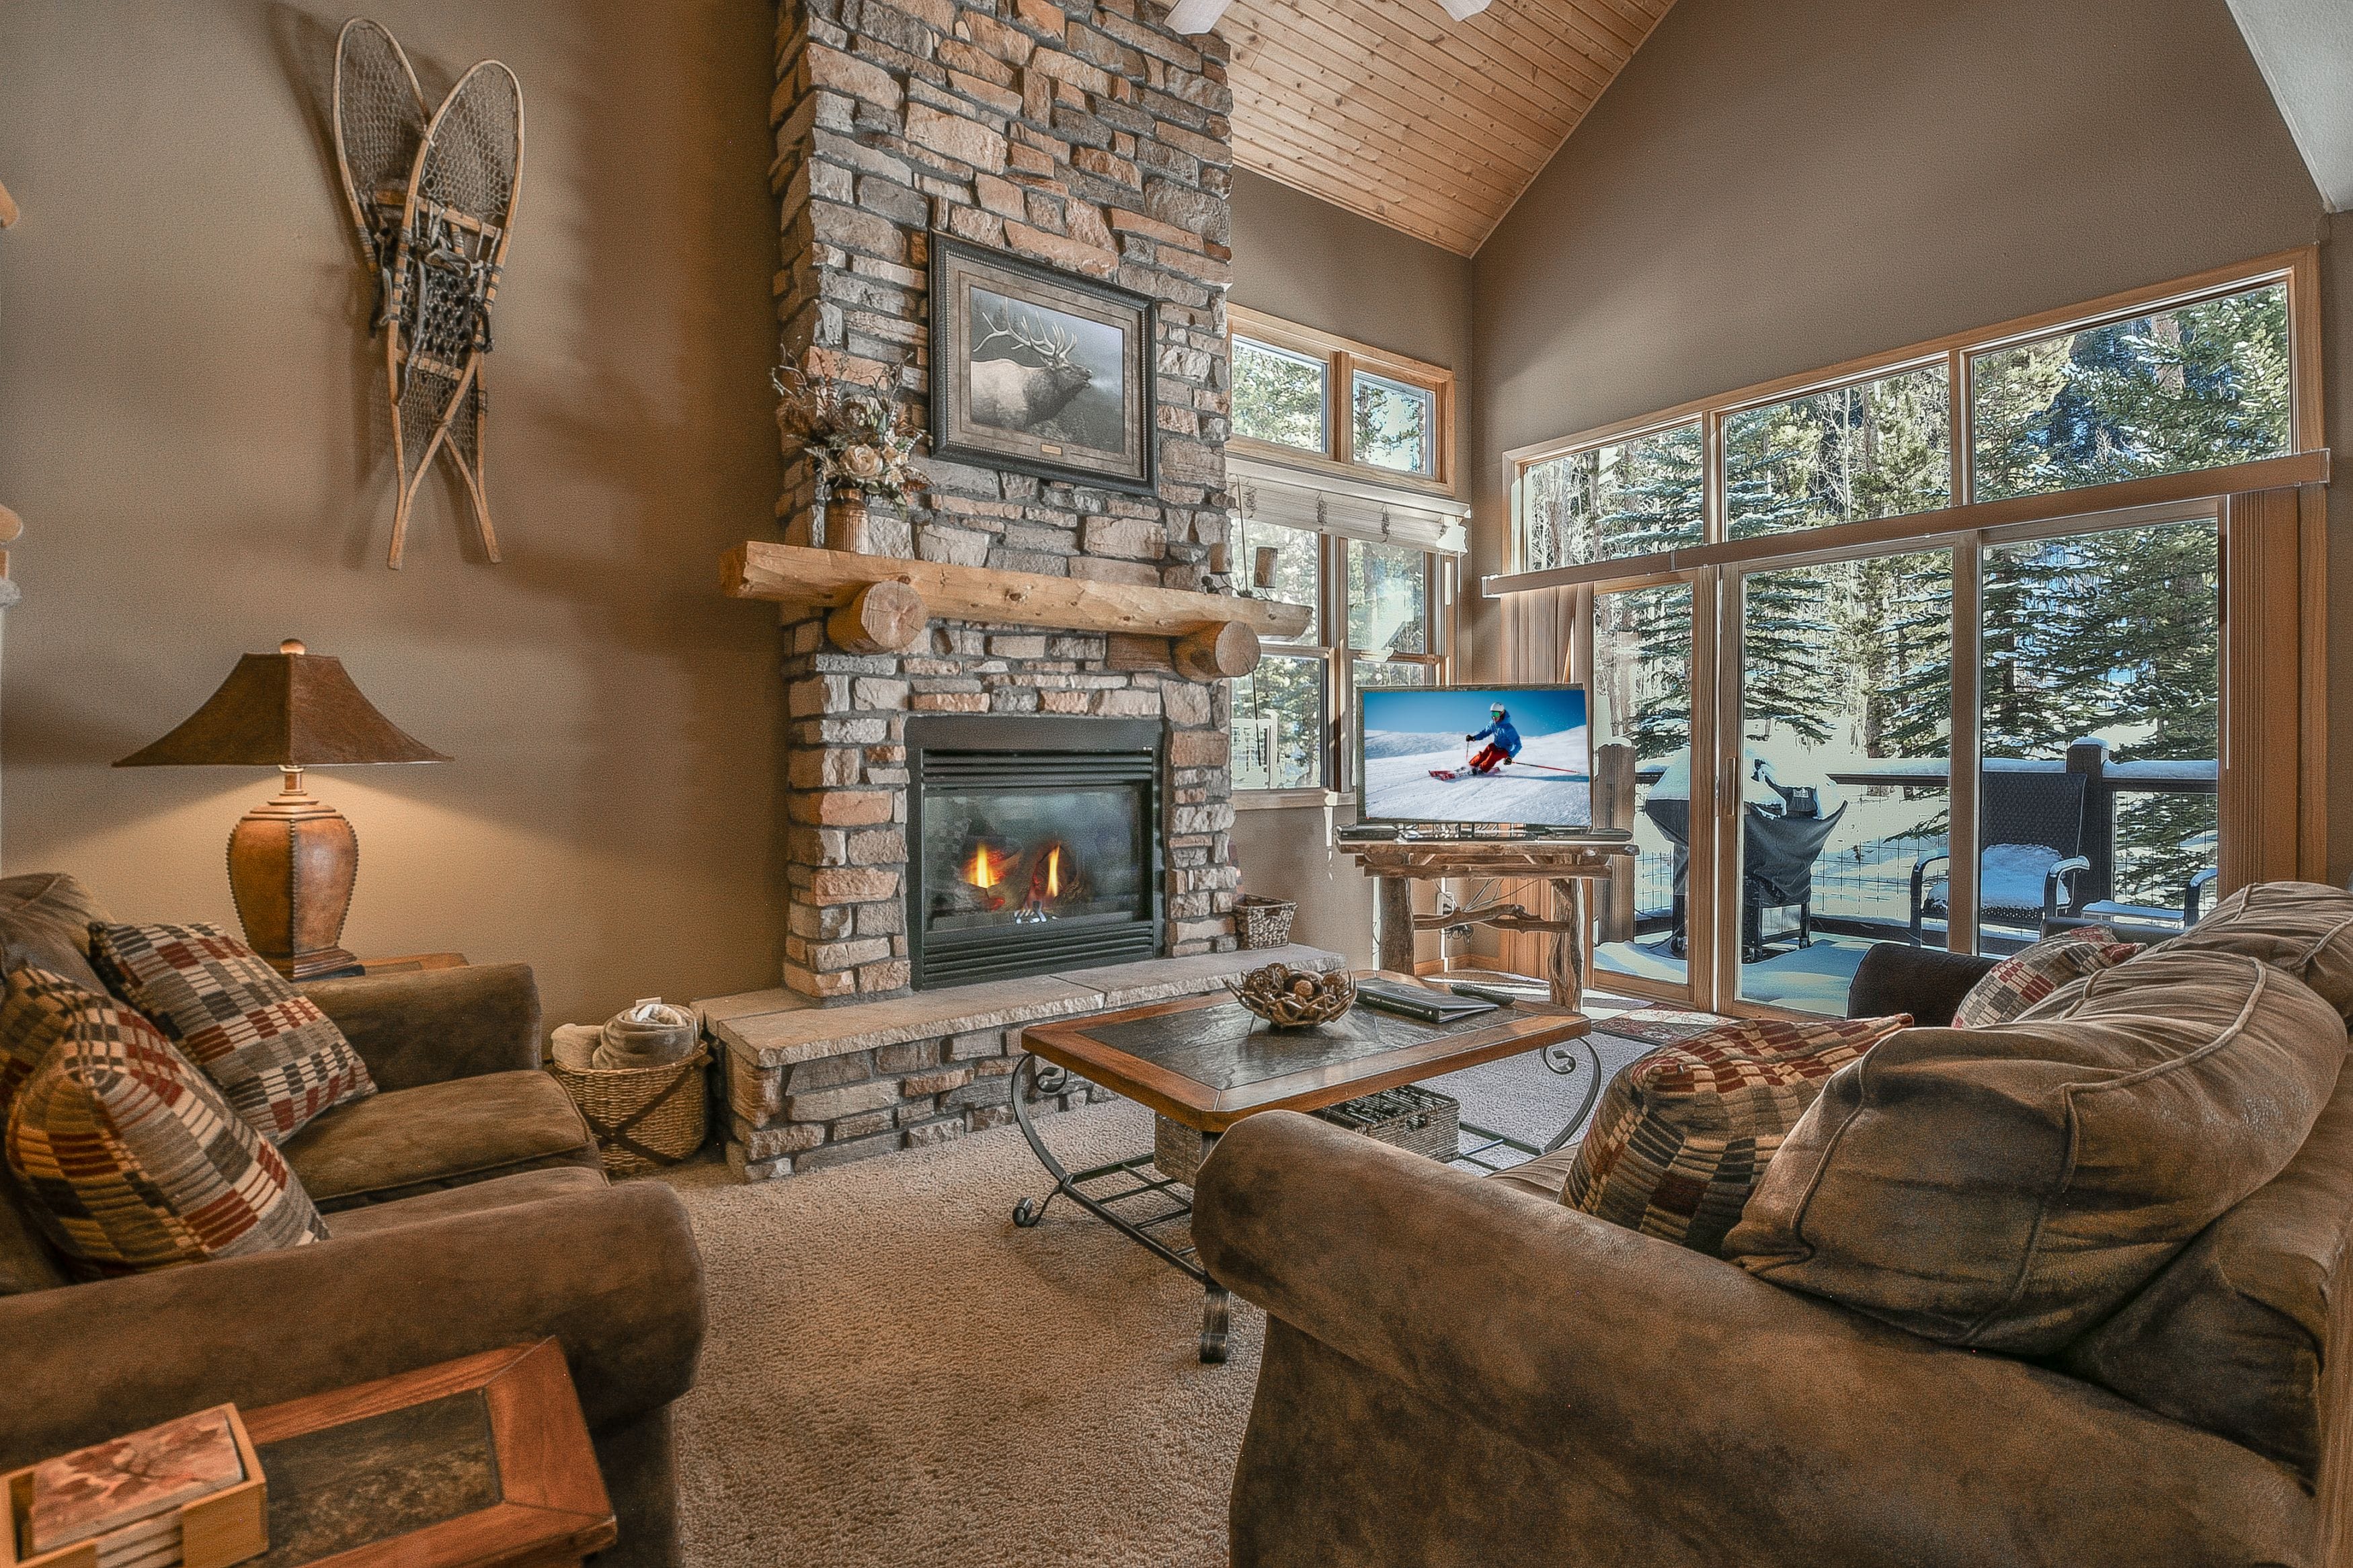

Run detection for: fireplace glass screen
[[921, 786, 1148, 934], [906, 716, 1164, 989]]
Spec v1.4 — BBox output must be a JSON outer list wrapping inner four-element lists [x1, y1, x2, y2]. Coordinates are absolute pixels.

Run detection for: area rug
[[657, 1040, 1635, 1568]]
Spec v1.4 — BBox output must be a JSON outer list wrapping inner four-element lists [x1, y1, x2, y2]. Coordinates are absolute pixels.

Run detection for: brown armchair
[[0, 878, 706, 1568]]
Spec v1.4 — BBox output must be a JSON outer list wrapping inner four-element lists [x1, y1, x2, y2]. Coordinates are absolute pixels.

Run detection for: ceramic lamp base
[[227, 782, 362, 981]]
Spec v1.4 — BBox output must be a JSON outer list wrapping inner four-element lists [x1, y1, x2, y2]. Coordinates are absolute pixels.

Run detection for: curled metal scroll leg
[[1543, 1036, 1607, 1155], [1008, 1054, 1064, 1227]]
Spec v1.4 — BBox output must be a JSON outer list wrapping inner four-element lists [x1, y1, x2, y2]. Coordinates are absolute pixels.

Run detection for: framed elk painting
[[929, 236, 1156, 495]]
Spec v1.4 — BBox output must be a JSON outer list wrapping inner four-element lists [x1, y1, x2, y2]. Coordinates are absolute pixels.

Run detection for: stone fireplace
[[691, 0, 1348, 1183], [770, 0, 1246, 1005]]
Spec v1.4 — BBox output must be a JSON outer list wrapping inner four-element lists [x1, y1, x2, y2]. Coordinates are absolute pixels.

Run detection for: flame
[[969, 844, 996, 889], [1046, 845, 1062, 899]]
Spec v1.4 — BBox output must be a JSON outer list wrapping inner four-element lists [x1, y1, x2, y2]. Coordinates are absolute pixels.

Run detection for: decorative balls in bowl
[[1226, 963, 1356, 1028]]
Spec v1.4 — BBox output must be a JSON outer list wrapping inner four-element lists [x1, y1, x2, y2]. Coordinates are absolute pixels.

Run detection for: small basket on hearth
[[1234, 893, 1298, 949]]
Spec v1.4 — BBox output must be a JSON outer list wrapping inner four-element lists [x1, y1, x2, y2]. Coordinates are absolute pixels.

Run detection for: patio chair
[[1909, 769, 2091, 943]]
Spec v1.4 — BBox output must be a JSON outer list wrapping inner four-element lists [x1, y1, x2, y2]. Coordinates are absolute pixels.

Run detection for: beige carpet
[[657, 1013, 1643, 1567], [660, 1102, 1261, 1568]]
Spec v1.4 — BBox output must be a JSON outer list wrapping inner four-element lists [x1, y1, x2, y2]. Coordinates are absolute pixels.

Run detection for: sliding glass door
[[1728, 550, 1952, 1014], [1589, 581, 1697, 994]]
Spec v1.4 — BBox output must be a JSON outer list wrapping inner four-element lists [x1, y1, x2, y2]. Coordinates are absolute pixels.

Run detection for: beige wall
[[1228, 169, 1479, 966], [0, 1, 787, 1026], [1467, 0, 2350, 875]]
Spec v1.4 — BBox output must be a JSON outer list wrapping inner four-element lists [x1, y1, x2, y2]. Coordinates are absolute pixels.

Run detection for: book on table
[[1352, 978, 1500, 1023]]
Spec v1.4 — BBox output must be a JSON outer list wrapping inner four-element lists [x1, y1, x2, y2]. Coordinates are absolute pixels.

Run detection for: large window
[[1495, 251, 2322, 1014], [1229, 306, 1454, 489], [1509, 257, 2315, 574], [1970, 282, 2290, 503], [1522, 423, 1704, 572], [1233, 337, 1326, 456], [1726, 364, 1950, 537], [1228, 515, 1451, 794]]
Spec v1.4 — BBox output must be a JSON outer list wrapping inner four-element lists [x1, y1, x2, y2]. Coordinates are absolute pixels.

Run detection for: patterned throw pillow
[[90, 923, 374, 1145], [5, 968, 327, 1276], [0, 964, 89, 1123], [1952, 927, 2142, 1028], [1564, 1014, 1912, 1256]]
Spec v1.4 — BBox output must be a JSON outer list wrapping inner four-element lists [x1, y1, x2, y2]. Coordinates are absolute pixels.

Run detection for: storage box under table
[[1154, 1083, 1462, 1185]]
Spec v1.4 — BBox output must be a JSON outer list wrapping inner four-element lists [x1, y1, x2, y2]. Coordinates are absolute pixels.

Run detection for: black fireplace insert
[[905, 715, 1164, 989]]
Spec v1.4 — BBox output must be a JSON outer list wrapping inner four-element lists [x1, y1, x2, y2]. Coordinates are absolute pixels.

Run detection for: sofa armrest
[[1193, 1112, 2313, 1567], [0, 1182, 703, 1473], [301, 962, 543, 1090], [1845, 940, 1995, 1026]]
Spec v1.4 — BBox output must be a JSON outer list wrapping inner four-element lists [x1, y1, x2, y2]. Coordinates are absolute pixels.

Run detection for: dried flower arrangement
[[772, 360, 930, 506]]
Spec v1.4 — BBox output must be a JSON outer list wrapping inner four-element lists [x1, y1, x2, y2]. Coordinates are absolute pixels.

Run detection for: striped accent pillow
[[5, 968, 327, 1276], [1564, 1014, 1912, 1256], [91, 923, 374, 1145], [1952, 927, 2142, 1028]]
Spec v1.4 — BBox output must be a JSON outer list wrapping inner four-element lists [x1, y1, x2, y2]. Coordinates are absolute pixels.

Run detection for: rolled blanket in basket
[[549, 1023, 602, 1071], [594, 997, 698, 1070]]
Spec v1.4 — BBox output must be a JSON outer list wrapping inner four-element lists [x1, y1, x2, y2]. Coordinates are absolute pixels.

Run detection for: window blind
[[1230, 455, 1469, 555]]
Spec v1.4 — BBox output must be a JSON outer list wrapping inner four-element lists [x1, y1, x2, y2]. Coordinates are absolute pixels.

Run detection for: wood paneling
[[2220, 487, 2307, 894], [1224, 0, 1679, 255]]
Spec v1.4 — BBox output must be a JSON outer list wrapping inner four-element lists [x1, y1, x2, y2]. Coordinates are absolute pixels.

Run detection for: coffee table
[[1010, 977, 1599, 1362]]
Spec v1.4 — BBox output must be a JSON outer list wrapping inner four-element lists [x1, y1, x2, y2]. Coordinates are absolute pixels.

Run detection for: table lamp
[[116, 639, 451, 980]]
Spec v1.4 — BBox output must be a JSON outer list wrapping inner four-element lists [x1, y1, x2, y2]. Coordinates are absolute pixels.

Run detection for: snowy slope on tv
[[1359, 686, 1593, 827]]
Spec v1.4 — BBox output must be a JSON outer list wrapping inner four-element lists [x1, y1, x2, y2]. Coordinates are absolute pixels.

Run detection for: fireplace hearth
[[906, 715, 1164, 990]]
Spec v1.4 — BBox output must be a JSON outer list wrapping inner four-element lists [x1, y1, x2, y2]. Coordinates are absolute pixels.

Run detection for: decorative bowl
[[1225, 963, 1356, 1028]]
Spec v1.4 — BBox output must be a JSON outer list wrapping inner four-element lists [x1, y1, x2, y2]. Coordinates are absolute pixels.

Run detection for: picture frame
[[928, 235, 1157, 495]]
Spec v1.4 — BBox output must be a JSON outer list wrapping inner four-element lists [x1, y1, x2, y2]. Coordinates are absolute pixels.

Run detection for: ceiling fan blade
[[1439, 0, 1492, 16], [1165, 0, 1232, 32]]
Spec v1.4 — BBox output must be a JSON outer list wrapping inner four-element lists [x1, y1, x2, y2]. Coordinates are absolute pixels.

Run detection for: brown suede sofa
[[0, 874, 707, 1568], [1195, 935, 2351, 1568]]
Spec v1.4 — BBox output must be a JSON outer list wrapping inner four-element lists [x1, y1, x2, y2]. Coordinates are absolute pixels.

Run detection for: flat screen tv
[[1358, 684, 1592, 829]]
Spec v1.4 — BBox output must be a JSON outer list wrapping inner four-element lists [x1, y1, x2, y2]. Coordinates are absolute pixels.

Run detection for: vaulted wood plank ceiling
[[1222, 0, 1679, 255]]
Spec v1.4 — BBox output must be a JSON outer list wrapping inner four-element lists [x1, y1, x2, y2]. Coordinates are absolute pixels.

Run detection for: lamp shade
[[115, 641, 450, 769]]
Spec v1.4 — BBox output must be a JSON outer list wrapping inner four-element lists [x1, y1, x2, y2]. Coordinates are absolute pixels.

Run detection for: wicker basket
[[1154, 1084, 1461, 1185], [547, 1044, 711, 1178], [1234, 893, 1297, 949]]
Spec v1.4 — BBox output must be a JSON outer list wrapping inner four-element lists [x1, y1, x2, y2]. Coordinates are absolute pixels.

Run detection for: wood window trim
[[1230, 303, 1458, 495]]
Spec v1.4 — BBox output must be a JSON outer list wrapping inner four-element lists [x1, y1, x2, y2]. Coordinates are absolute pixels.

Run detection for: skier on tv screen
[[1460, 702, 1522, 776]]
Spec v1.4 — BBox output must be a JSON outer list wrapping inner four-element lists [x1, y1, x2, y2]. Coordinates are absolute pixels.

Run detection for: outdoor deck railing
[[1617, 739, 2217, 950]]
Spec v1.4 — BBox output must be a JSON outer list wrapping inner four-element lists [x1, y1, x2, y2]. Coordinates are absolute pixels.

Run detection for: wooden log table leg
[[1378, 876, 1417, 975], [1548, 878, 1587, 1009]]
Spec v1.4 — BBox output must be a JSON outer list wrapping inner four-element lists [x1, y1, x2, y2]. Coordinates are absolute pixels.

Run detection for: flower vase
[[824, 492, 875, 555]]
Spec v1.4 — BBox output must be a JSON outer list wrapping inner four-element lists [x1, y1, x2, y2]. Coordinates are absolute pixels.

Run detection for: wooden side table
[[240, 1341, 614, 1568], [1338, 838, 1633, 1007], [354, 952, 469, 976]]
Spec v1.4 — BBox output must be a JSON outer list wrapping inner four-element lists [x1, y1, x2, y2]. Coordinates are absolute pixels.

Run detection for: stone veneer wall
[[770, 0, 1243, 1001]]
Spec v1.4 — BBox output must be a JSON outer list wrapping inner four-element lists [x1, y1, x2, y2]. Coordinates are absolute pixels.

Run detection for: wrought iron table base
[[1005, 1032, 1605, 1362]]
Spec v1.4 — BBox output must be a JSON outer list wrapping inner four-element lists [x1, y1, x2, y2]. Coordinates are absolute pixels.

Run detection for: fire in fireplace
[[906, 716, 1164, 989]]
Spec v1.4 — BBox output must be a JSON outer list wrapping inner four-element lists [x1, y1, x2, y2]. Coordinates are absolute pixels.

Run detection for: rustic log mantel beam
[[721, 542, 1310, 670]]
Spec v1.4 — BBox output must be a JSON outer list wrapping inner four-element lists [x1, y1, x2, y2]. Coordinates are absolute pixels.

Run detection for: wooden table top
[[1018, 975, 1590, 1133], [241, 1341, 614, 1568]]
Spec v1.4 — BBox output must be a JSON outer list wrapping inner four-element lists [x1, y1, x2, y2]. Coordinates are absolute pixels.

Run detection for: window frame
[[1230, 524, 1455, 804], [1498, 249, 2323, 582], [1228, 304, 1458, 493]]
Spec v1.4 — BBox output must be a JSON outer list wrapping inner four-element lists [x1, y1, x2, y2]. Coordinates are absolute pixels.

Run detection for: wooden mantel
[[721, 542, 1310, 678]]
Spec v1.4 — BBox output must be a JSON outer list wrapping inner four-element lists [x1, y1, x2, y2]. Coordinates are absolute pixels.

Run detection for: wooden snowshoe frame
[[331, 22, 524, 569]]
